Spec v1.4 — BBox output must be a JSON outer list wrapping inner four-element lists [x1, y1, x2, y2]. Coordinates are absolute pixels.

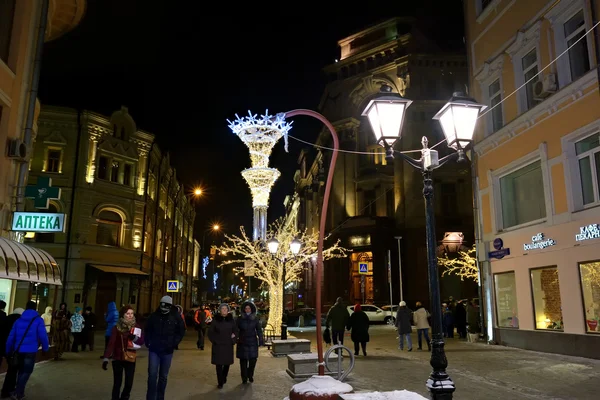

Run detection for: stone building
[[284, 18, 476, 309], [26, 106, 198, 323]]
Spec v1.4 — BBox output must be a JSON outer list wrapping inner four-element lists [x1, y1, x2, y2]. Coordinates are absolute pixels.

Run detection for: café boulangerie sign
[[523, 233, 556, 251], [575, 224, 600, 242]]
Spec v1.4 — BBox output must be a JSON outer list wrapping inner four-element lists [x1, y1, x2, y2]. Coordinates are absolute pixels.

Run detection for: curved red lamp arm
[[284, 109, 339, 376]]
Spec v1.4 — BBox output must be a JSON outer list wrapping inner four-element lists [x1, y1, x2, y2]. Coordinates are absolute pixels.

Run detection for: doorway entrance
[[95, 272, 117, 330], [350, 252, 374, 304]]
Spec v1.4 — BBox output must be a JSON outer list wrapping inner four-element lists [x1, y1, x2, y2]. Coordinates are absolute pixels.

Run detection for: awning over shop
[[89, 264, 148, 276], [0, 237, 62, 285]]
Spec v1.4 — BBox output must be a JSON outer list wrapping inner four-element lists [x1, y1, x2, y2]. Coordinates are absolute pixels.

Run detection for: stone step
[[271, 338, 311, 357], [286, 353, 342, 380]]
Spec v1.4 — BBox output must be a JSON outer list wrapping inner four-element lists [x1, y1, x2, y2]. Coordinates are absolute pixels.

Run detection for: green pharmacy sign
[[12, 212, 66, 233]]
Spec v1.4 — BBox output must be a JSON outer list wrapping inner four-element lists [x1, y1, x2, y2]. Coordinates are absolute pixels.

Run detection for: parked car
[[381, 305, 398, 325], [348, 304, 394, 324]]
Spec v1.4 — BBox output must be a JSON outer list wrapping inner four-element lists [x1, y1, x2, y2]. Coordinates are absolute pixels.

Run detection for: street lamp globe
[[213, 224, 220, 231], [267, 237, 280, 255], [433, 92, 487, 153], [361, 85, 413, 152], [194, 188, 203, 196], [289, 237, 302, 256]]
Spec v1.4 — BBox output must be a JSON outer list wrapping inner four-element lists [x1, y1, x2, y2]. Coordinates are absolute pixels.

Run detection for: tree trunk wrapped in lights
[[216, 218, 347, 335], [437, 245, 479, 283]]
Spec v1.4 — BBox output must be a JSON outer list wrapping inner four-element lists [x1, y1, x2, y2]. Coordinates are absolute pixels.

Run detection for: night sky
[[38, 0, 465, 239]]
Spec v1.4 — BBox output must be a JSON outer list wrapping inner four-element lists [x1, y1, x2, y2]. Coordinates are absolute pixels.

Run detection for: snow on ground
[[339, 390, 428, 400], [291, 375, 354, 396]]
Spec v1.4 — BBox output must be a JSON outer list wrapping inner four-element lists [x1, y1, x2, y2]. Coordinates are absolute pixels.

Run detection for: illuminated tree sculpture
[[438, 245, 479, 283], [228, 111, 292, 241], [216, 218, 347, 335]]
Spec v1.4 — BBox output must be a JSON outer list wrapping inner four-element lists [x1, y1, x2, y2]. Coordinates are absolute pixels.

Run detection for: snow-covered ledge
[[286, 375, 353, 400], [339, 391, 428, 399]]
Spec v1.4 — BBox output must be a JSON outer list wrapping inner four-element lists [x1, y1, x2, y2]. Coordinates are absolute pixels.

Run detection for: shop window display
[[531, 267, 563, 330], [579, 261, 600, 333], [494, 272, 519, 328]]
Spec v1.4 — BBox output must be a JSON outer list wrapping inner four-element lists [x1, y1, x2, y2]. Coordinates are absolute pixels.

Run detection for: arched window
[[96, 210, 122, 246], [35, 203, 59, 243]]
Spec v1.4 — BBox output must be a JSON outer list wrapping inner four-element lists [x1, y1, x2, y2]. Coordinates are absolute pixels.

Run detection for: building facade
[[27, 106, 198, 324], [0, 0, 86, 313], [284, 18, 477, 310], [465, 0, 600, 358]]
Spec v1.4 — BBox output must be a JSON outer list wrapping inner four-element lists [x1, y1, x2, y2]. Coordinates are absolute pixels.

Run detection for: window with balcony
[[488, 79, 503, 132], [522, 49, 541, 111], [368, 145, 387, 166], [499, 160, 546, 229], [575, 133, 600, 205]]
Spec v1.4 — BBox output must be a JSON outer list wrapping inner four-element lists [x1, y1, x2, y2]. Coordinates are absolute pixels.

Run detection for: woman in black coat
[[347, 304, 370, 356], [208, 303, 238, 389], [236, 301, 264, 384]]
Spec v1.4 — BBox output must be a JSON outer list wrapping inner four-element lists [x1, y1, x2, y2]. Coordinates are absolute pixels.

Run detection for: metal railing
[[324, 344, 355, 382]]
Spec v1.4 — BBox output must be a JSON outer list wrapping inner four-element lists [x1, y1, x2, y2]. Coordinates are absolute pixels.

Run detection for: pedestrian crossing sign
[[358, 262, 368, 274], [166, 280, 179, 292]]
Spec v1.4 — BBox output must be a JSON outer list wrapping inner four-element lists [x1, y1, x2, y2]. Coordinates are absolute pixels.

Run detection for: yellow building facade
[[0, 0, 85, 313], [466, 0, 600, 358]]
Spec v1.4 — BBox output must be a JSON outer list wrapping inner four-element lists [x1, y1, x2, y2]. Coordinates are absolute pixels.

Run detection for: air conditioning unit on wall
[[533, 73, 557, 100], [6, 138, 27, 160]]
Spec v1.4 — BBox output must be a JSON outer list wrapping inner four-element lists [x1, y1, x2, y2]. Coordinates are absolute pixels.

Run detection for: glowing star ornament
[[227, 110, 293, 241]]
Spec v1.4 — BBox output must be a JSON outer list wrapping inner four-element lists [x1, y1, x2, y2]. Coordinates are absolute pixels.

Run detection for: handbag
[[121, 331, 137, 363], [323, 327, 332, 345], [10, 317, 37, 368]]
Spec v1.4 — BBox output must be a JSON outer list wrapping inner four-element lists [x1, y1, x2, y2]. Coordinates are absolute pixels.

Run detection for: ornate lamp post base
[[426, 334, 455, 399]]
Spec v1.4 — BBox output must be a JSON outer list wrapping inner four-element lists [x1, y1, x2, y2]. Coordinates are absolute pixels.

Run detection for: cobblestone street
[[3, 326, 599, 399]]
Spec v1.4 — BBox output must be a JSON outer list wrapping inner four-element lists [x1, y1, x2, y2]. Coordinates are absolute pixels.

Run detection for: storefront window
[[531, 266, 563, 330], [494, 272, 519, 328], [0, 278, 13, 312], [579, 261, 600, 333]]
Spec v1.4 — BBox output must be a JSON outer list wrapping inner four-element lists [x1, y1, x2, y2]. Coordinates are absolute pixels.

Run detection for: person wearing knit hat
[[208, 303, 237, 388], [144, 294, 185, 399], [236, 301, 264, 384], [70, 306, 85, 352]]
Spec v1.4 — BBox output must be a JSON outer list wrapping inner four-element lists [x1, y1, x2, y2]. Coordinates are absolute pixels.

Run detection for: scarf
[[116, 316, 136, 333]]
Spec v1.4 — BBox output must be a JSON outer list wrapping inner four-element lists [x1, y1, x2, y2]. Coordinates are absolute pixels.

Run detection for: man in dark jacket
[[82, 306, 97, 351], [0, 308, 23, 398], [395, 301, 413, 351], [326, 297, 350, 346], [144, 295, 185, 400], [6, 301, 49, 400]]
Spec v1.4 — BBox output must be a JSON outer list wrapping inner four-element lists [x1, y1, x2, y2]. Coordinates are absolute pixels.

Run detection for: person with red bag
[[102, 305, 144, 400]]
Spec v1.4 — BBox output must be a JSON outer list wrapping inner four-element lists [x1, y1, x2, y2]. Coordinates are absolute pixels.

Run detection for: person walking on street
[[346, 304, 369, 356], [413, 301, 431, 351], [326, 297, 350, 346], [0, 308, 23, 398], [102, 305, 144, 400], [236, 301, 264, 384], [52, 310, 71, 361], [208, 303, 238, 389], [102, 301, 119, 358], [5, 301, 49, 400], [395, 301, 413, 351], [194, 306, 211, 350], [144, 295, 185, 400], [70, 307, 85, 352], [82, 306, 97, 351], [41, 307, 52, 341]]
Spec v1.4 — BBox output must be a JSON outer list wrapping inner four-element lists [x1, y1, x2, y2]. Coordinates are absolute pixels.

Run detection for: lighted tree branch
[[438, 245, 479, 283], [215, 218, 348, 334], [581, 262, 600, 288]]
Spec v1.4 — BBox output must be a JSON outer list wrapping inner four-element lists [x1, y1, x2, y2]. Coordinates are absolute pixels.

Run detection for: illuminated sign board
[[12, 212, 66, 233], [523, 233, 555, 251], [575, 224, 600, 241]]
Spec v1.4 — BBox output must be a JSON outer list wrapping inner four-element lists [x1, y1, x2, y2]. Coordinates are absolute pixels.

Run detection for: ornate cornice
[[475, 55, 505, 83], [505, 20, 542, 58]]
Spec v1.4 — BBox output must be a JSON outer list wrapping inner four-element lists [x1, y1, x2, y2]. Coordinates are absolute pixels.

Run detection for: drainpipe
[[589, 0, 600, 87], [15, 0, 49, 212], [138, 141, 155, 311], [62, 109, 83, 303]]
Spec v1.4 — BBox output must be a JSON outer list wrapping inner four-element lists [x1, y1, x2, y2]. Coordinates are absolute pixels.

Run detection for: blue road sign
[[167, 280, 179, 292], [359, 262, 368, 274]]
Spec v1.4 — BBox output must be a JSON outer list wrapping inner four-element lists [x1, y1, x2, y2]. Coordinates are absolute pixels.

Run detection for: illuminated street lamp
[[194, 188, 203, 196], [267, 236, 302, 339], [363, 85, 485, 400], [442, 232, 465, 254]]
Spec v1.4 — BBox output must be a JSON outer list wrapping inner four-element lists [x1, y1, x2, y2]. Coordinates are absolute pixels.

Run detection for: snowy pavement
[[2, 326, 599, 399]]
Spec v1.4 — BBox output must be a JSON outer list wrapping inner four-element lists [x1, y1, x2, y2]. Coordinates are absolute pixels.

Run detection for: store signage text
[[348, 235, 371, 248], [575, 224, 600, 242], [11, 212, 66, 232], [523, 233, 555, 251]]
